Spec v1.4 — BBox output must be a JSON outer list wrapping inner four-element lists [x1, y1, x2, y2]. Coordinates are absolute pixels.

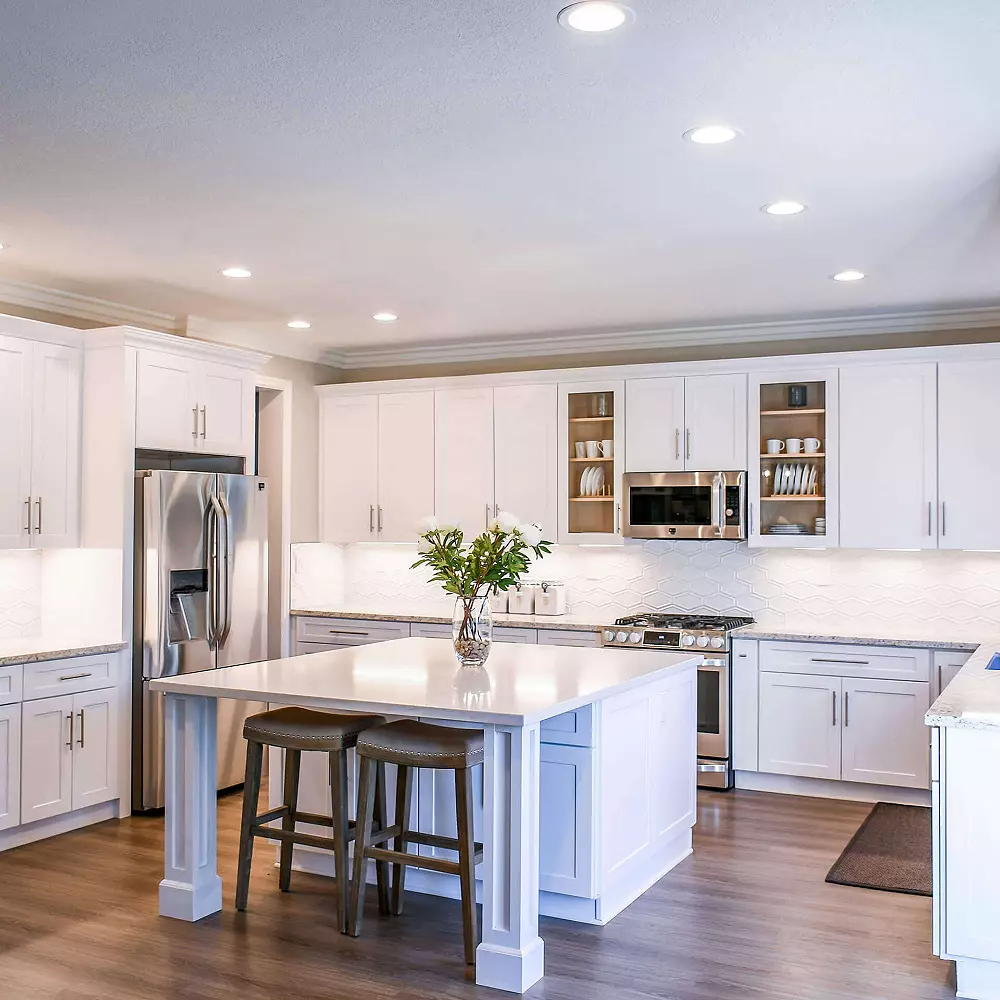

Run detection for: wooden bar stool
[[348, 719, 484, 965], [235, 706, 390, 932]]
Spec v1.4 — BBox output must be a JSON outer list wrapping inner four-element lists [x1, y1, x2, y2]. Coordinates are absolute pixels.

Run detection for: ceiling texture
[[1, 0, 998, 363]]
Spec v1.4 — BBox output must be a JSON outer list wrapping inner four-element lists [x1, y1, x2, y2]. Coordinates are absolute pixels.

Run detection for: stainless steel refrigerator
[[132, 470, 268, 811]]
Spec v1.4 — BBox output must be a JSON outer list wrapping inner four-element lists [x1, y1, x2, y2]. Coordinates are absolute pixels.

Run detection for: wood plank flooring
[[0, 788, 956, 999]]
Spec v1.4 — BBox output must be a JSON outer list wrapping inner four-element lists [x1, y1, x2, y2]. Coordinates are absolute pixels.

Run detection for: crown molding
[[333, 304, 1000, 370], [0, 278, 177, 331], [87, 324, 271, 369]]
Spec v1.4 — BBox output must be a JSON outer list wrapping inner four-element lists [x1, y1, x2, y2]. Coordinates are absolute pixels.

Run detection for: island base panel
[[956, 958, 1000, 1000]]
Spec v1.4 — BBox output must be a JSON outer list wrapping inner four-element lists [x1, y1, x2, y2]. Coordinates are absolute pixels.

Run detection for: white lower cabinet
[[538, 743, 594, 897], [934, 648, 973, 697], [0, 704, 21, 832], [21, 688, 119, 823], [758, 672, 842, 780]]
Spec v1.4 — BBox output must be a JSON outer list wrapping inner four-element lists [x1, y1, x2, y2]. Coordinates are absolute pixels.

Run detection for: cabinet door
[[758, 672, 841, 779], [625, 377, 685, 472], [30, 343, 82, 548], [684, 373, 747, 470], [494, 384, 558, 536], [21, 694, 74, 822], [0, 703, 20, 832], [934, 649, 972, 697], [199, 363, 253, 457], [435, 387, 495, 536], [731, 639, 759, 772], [319, 395, 379, 542], [938, 359, 1000, 550], [377, 391, 435, 542], [539, 743, 594, 897], [71, 689, 120, 810], [0, 336, 33, 549], [841, 678, 930, 789], [135, 349, 201, 451], [840, 363, 937, 549]]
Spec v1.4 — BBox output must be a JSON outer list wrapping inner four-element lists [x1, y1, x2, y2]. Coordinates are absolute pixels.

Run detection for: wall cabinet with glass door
[[558, 382, 625, 544], [748, 369, 838, 547]]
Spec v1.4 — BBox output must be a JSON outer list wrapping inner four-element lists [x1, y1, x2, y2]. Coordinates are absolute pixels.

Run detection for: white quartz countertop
[[150, 636, 700, 725], [0, 634, 127, 666], [926, 637, 1000, 731], [291, 605, 604, 632]]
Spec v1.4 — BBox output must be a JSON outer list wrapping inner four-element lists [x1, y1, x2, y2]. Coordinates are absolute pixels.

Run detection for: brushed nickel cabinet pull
[[378, 506, 383, 532], [66, 712, 74, 748], [59, 672, 92, 682], [23, 497, 31, 534], [192, 406, 199, 438], [369, 505, 375, 533], [811, 657, 869, 666], [927, 501, 933, 536], [843, 692, 849, 728], [941, 501, 947, 536], [200, 405, 207, 439], [327, 629, 370, 636], [675, 428, 680, 461], [831, 691, 837, 727], [35, 497, 42, 533], [685, 428, 691, 460]]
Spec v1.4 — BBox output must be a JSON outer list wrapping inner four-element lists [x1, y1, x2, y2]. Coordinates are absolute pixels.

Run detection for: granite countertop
[[0, 635, 127, 667], [736, 625, 980, 651], [926, 638, 1000, 731], [291, 606, 606, 633]]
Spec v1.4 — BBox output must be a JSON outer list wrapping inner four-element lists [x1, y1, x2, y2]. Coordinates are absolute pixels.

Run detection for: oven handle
[[699, 657, 727, 668], [697, 761, 729, 773]]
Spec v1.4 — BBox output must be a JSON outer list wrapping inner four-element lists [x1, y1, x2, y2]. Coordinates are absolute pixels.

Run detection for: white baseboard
[[735, 771, 931, 806], [0, 799, 120, 852]]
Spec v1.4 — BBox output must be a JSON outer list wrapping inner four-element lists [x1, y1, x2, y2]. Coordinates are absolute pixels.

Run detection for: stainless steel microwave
[[623, 471, 747, 540]]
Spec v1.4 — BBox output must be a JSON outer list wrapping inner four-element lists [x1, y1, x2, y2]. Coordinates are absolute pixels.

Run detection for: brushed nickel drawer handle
[[811, 658, 870, 666], [58, 672, 93, 682], [326, 629, 370, 636], [66, 712, 74, 748]]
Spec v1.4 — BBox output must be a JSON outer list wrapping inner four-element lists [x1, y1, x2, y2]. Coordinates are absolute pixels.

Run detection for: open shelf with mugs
[[558, 381, 625, 544], [749, 370, 839, 547]]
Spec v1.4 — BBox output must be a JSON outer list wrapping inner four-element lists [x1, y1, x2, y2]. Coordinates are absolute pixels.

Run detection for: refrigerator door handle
[[206, 495, 223, 648], [217, 489, 233, 648]]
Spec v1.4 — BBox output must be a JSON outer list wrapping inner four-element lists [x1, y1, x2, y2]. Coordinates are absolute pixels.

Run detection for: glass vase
[[452, 595, 493, 667]]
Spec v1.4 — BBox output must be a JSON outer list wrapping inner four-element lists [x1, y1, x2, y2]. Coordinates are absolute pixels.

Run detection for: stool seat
[[357, 719, 485, 769], [243, 707, 387, 751]]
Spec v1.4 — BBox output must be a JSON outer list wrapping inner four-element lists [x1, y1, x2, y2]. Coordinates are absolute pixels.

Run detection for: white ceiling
[[1, 0, 999, 360]]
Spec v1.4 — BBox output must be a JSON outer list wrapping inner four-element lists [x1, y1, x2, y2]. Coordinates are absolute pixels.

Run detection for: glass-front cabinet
[[748, 369, 839, 547], [558, 381, 625, 544]]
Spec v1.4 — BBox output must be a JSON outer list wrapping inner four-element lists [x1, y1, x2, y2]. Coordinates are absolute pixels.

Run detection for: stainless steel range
[[601, 611, 754, 790]]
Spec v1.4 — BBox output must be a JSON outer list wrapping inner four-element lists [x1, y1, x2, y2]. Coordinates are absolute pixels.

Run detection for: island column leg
[[477, 722, 544, 993], [158, 693, 223, 921]]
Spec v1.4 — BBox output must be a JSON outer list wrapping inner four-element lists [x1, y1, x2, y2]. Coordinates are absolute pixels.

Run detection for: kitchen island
[[150, 637, 699, 994]]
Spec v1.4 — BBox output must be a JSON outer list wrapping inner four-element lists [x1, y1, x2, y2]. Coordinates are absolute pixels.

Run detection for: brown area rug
[[825, 802, 932, 896]]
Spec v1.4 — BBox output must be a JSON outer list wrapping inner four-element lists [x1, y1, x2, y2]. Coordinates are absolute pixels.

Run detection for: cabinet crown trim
[[86, 326, 270, 369]]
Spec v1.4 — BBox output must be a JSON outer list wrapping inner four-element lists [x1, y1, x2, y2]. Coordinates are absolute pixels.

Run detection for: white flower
[[519, 523, 543, 547], [495, 510, 519, 533], [417, 536, 433, 553], [416, 515, 439, 534]]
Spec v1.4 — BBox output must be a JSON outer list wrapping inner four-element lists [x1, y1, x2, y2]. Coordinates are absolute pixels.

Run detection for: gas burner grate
[[614, 612, 755, 631]]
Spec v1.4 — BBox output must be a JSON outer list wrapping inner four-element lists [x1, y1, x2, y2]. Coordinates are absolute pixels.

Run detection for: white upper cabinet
[[840, 363, 938, 550], [625, 377, 685, 472], [684, 373, 747, 470], [0, 337, 34, 549], [0, 336, 80, 550], [135, 348, 254, 459], [378, 391, 435, 542], [494, 383, 558, 537], [319, 394, 379, 543], [435, 387, 495, 536], [938, 359, 1000, 550], [625, 374, 745, 473]]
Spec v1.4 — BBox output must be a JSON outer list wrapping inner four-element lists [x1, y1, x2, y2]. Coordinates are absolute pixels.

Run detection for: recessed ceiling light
[[832, 269, 866, 282], [557, 2, 634, 32], [763, 200, 807, 216], [683, 125, 739, 145], [372, 312, 398, 323], [221, 266, 251, 279], [287, 320, 311, 330]]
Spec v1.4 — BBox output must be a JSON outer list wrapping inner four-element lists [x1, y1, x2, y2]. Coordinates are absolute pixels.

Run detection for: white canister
[[535, 581, 567, 616], [507, 581, 540, 615], [488, 590, 508, 614]]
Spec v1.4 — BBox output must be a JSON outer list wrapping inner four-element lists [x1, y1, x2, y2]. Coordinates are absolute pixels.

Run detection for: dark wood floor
[[0, 788, 955, 1000]]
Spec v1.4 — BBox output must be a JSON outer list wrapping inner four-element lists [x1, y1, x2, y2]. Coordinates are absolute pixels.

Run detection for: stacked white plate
[[771, 463, 818, 496], [768, 523, 808, 535], [579, 465, 606, 496]]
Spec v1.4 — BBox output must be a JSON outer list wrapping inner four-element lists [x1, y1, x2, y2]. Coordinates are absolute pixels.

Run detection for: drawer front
[[23, 654, 119, 701], [494, 627, 536, 644], [410, 623, 536, 643], [295, 617, 410, 645], [540, 704, 594, 747], [537, 628, 601, 647], [293, 639, 356, 656], [409, 622, 451, 639], [0, 664, 23, 706], [759, 641, 930, 682]]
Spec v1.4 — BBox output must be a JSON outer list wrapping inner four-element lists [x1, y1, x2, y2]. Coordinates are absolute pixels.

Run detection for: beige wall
[[336, 325, 1000, 383]]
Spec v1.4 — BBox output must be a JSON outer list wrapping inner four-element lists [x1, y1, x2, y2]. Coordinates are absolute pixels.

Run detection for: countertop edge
[[291, 608, 603, 632], [0, 640, 128, 666]]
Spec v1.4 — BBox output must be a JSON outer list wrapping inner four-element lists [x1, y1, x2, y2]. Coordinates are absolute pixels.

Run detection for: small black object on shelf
[[788, 384, 808, 408]]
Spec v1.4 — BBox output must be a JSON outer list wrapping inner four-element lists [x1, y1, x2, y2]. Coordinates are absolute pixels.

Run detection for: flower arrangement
[[412, 512, 552, 665]]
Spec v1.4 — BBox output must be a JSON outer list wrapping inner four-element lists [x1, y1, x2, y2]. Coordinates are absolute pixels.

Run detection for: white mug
[[765, 439, 785, 454], [785, 438, 804, 455], [600, 439, 613, 458], [804, 437, 821, 454], [585, 440, 601, 459], [574, 441, 586, 459]]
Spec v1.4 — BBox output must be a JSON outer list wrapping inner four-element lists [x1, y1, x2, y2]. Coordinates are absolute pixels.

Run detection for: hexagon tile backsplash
[[0, 550, 42, 638], [291, 541, 1000, 638]]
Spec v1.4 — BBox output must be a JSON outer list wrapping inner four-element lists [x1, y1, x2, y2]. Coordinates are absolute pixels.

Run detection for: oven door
[[697, 658, 730, 760], [624, 471, 746, 539]]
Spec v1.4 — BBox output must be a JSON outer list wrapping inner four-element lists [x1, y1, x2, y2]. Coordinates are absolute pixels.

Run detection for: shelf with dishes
[[570, 496, 614, 502], [762, 496, 827, 502], [760, 452, 825, 459], [760, 408, 826, 416], [566, 388, 618, 536], [569, 456, 614, 463], [569, 416, 615, 424]]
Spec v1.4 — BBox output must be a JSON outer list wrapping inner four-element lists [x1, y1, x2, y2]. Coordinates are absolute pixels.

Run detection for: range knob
[[616, 631, 628, 644], [629, 631, 642, 644], [710, 636, 725, 649], [681, 634, 696, 647], [696, 635, 710, 648], [603, 630, 617, 643]]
